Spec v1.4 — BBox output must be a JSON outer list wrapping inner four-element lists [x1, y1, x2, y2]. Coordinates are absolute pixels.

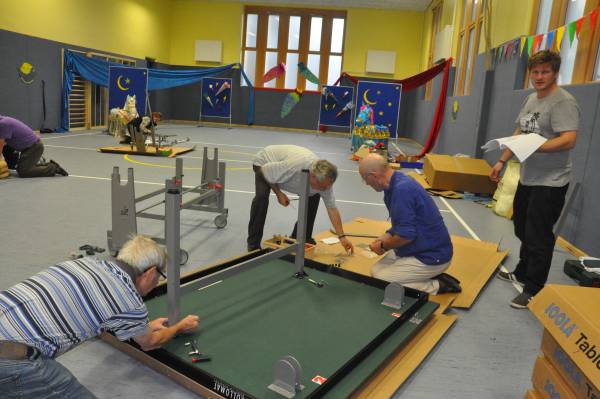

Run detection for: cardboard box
[[524, 389, 543, 399], [529, 285, 600, 388], [540, 329, 600, 397], [423, 154, 497, 194], [532, 355, 577, 399]]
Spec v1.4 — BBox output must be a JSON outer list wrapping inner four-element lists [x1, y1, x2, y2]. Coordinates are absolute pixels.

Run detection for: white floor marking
[[439, 197, 481, 241], [66, 174, 384, 206], [42, 132, 104, 140]]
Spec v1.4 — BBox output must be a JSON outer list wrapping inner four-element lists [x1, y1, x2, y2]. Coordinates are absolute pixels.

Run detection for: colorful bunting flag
[[527, 36, 534, 55], [591, 7, 599, 33], [532, 35, 539, 54], [575, 17, 585, 39], [556, 26, 565, 50], [498, 45, 504, 62], [520, 36, 527, 55], [547, 31, 555, 51], [567, 21, 577, 45]]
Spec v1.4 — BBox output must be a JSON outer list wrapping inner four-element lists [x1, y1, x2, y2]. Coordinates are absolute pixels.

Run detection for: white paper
[[321, 237, 340, 245], [481, 134, 547, 162]]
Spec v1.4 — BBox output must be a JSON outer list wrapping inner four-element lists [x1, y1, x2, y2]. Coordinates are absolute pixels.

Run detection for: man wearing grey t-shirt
[[490, 50, 580, 309], [247, 145, 353, 254]]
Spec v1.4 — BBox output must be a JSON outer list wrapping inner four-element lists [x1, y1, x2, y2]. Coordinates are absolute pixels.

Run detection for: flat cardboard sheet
[[309, 218, 507, 310], [529, 284, 600, 386], [98, 145, 195, 157]]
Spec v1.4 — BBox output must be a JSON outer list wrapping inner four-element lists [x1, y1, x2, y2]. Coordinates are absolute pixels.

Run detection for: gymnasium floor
[[0, 125, 576, 398]]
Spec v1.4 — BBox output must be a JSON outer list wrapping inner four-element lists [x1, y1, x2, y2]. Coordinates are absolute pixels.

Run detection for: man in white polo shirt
[[247, 145, 353, 254]]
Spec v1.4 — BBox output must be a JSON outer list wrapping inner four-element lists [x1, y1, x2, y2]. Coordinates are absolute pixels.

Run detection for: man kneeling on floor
[[0, 115, 68, 177], [358, 154, 460, 295], [0, 235, 199, 398]]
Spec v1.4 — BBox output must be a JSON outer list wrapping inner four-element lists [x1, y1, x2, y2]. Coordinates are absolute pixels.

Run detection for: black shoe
[[436, 274, 462, 294], [49, 160, 68, 176], [439, 273, 461, 286], [497, 270, 524, 286], [510, 292, 533, 309], [120, 136, 132, 144], [247, 245, 261, 252]]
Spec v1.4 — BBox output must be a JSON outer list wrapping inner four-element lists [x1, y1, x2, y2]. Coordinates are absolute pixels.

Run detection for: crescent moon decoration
[[363, 89, 377, 105], [116, 76, 129, 91]]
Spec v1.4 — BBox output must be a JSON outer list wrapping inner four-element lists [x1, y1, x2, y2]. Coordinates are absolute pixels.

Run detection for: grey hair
[[311, 160, 338, 183], [117, 235, 166, 275]]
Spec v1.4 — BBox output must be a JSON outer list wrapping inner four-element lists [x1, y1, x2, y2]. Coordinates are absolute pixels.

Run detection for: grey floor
[[0, 125, 577, 398]]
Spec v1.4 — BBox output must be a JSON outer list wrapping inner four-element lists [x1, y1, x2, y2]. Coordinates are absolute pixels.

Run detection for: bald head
[[359, 153, 393, 192], [359, 153, 388, 175]]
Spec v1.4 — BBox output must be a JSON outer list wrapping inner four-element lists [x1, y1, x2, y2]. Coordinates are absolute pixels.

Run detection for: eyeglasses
[[156, 268, 167, 280]]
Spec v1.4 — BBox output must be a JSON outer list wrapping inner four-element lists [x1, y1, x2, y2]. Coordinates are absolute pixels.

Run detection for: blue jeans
[[0, 355, 96, 398]]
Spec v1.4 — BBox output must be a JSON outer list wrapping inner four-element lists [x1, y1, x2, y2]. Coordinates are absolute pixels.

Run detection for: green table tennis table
[[103, 251, 438, 399]]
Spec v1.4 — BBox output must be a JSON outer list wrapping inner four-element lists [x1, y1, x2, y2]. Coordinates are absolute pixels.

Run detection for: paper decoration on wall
[[215, 81, 231, 97], [298, 62, 319, 85], [18, 62, 36, 84], [263, 62, 286, 83], [336, 102, 354, 118], [318, 85, 354, 129], [280, 88, 303, 118], [452, 100, 459, 121], [201, 78, 232, 119]]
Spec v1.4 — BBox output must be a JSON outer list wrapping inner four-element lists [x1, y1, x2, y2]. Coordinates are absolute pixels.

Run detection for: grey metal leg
[[294, 170, 310, 276], [107, 167, 138, 255], [165, 178, 182, 325]]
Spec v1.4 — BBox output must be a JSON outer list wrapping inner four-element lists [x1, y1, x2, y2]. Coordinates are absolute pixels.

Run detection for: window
[[241, 6, 346, 90], [425, 3, 443, 100], [454, 0, 485, 96], [529, 0, 600, 84]]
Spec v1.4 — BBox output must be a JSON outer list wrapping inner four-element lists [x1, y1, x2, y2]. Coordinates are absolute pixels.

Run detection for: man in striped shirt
[[248, 145, 354, 254], [0, 235, 199, 398]]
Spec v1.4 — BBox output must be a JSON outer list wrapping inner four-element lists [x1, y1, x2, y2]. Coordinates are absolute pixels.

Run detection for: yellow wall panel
[[0, 0, 171, 61], [168, 0, 243, 66], [344, 9, 425, 79]]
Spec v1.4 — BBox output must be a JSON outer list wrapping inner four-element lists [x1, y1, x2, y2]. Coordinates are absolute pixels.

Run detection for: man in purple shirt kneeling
[[358, 153, 460, 295], [0, 115, 67, 177]]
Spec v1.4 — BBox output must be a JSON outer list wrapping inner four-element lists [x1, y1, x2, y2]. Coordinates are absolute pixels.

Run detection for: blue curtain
[[60, 50, 254, 131]]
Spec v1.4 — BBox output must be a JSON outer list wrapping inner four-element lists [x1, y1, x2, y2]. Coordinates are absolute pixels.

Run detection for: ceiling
[[217, 0, 432, 11]]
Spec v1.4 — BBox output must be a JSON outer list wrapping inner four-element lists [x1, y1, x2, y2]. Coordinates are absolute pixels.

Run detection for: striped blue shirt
[[0, 257, 149, 358]]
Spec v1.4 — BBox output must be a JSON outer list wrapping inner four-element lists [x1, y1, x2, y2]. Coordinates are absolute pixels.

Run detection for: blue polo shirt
[[383, 171, 453, 265]]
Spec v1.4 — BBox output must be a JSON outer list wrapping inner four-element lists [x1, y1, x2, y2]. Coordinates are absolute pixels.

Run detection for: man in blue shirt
[[358, 154, 460, 294]]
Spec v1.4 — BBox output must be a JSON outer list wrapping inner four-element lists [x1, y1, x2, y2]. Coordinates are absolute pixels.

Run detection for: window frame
[[454, 0, 484, 96], [425, 2, 444, 101], [242, 6, 347, 90]]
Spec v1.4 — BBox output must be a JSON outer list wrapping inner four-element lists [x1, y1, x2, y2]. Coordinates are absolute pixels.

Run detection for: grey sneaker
[[497, 270, 524, 286], [510, 292, 533, 309]]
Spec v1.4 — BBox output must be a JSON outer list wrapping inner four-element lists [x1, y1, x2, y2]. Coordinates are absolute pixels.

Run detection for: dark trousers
[[247, 165, 320, 249], [512, 182, 568, 295], [16, 141, 56, 178]]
